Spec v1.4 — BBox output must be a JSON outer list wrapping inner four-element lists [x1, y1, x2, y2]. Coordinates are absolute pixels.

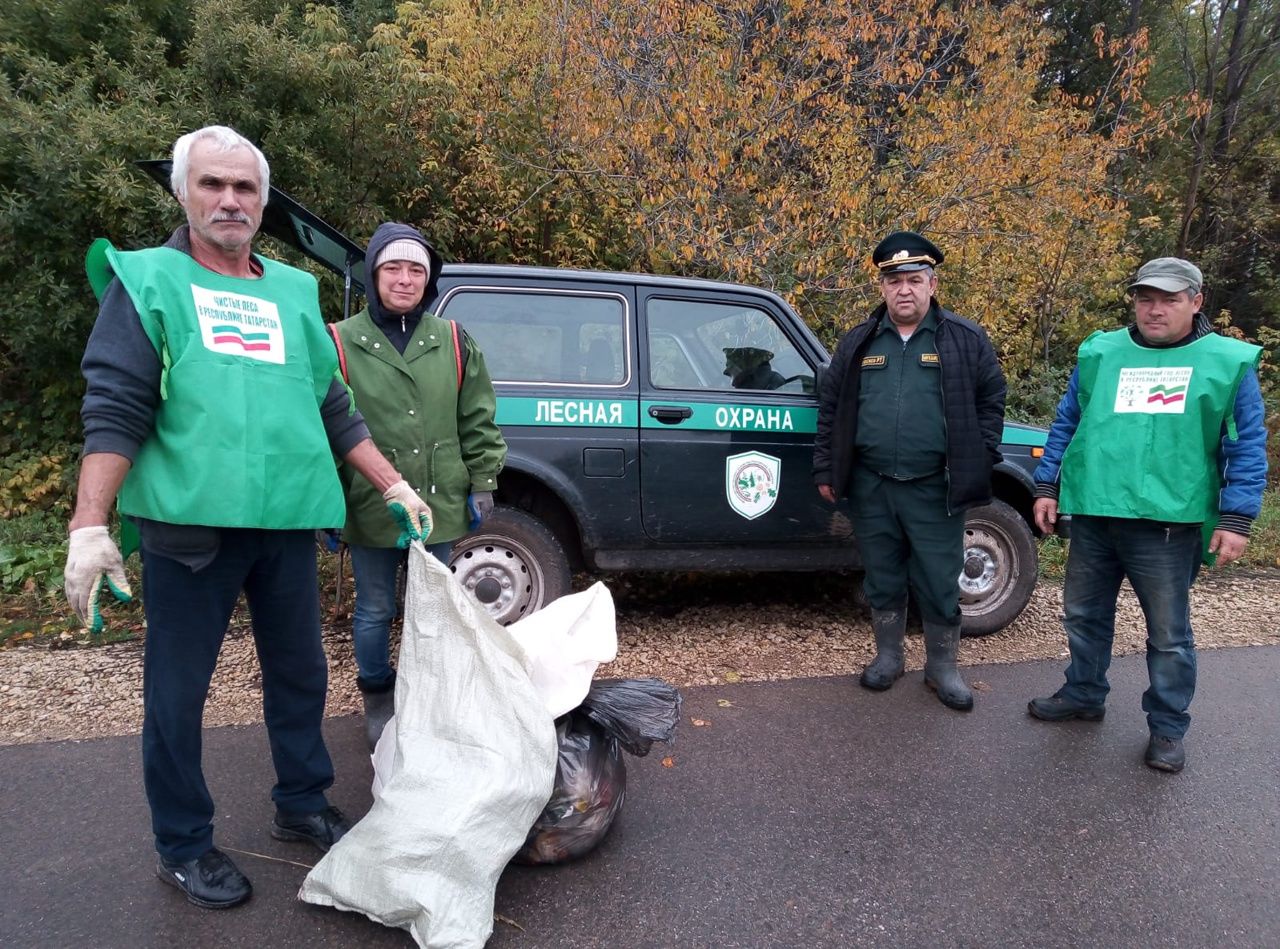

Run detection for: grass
[[1037, 534, 1069, 581], [0, 511, 143, 647], [1248, 487, 1280, 569]]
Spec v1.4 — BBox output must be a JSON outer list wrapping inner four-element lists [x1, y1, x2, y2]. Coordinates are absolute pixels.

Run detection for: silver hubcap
[[450, 537, 544, 624], [958, 524, 1010, 610]]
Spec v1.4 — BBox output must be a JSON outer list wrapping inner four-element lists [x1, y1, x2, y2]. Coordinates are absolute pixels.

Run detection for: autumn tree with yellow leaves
[[396, 0, 1169, 372]]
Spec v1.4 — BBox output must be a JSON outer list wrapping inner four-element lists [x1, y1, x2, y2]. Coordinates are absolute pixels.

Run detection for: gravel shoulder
[[3, 569, 1278, 746]]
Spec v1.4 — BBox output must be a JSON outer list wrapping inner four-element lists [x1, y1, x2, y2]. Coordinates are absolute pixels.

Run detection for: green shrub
[[0, 511, 67, 595], [1005, 362, 1073, 426]]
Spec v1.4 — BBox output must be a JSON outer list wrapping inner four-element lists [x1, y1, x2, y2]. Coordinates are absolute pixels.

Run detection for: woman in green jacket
[[334, 222, 506, 749]]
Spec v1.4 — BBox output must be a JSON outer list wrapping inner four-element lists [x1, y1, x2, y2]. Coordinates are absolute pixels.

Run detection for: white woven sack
[[372, 579, 618, 797], [299, 546, 557, 949], [502, 580, 618, 718]]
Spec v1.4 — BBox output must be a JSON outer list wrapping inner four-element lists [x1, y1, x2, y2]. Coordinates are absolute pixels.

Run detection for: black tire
[[448, 505, 572, 625], [958, 499, 1038, 637]]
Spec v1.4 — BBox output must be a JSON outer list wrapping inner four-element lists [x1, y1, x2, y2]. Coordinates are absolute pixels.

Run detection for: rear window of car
[[438, 288, 629, 386]]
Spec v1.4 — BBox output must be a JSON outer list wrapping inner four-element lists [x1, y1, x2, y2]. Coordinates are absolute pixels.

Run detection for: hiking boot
[[1027, 693, 1106, 722], [859, 608, 906, 691], [271, 805, 351, 853], [1144, 735, 1186, 773], [156, 847, 252, 909], [922, 620, 973, 711]]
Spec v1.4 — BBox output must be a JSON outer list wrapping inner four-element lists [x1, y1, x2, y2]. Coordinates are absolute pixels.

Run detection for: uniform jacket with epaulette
[[813, 301, 1007, 513]]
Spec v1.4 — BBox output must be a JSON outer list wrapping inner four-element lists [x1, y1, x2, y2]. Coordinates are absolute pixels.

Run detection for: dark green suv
[[142, 165, 1044, 635]]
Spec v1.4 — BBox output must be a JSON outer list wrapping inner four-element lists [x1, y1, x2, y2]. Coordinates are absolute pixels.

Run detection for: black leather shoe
[[156, 847, 252, 909], [270, 805, 351, 852], [1027, 693, 1106, 722], [1144, 735, 1186, 773]]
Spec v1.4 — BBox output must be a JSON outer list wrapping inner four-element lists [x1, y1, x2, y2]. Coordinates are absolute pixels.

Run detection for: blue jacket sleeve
[[1032, 366, 1082, 492], [1217, 368, 1267, 530]]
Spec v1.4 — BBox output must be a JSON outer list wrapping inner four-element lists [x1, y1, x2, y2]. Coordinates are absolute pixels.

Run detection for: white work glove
[[383, 480, 434, 548], [64, 526, 134, 634]]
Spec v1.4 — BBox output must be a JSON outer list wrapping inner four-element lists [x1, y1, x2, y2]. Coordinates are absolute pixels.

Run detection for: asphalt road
[[2, 649, 1277, 948]]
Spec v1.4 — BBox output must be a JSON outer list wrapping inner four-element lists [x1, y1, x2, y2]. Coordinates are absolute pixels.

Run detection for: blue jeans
[[141, 529, 333, 860], [349, 541, 453, 687], [1059, 515, 1202, 738]]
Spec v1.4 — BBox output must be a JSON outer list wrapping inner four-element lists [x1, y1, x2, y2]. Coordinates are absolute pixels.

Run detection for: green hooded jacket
[[335, 308, 505, 546]]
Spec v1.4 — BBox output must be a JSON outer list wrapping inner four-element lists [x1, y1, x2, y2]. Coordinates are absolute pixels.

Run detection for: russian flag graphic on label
[[191, 285, 285, 364], [1114, 366, 1193, 414]]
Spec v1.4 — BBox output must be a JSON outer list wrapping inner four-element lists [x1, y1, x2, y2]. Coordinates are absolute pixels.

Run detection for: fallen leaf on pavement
[[723, 670, 741, 683], [716, 699, 733, 707], [690, 718, 709, 727], [494, 914, 526, 932], [972, 681, 991, 692], [662, 756, 675, 768]]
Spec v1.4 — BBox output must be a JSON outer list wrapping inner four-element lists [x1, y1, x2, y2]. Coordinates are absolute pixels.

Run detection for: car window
[[438, 288, 628, 385], [646, 297, 814, 393], [648, 332, 707, 389]]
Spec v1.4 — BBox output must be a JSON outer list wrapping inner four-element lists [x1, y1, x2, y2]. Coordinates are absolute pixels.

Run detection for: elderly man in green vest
[[62, 125, 434, 909], [1028, 257, 1268, 774]]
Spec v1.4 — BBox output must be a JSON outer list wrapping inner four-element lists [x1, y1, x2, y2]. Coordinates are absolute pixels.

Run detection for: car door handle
[[648, 405, 693, 424]]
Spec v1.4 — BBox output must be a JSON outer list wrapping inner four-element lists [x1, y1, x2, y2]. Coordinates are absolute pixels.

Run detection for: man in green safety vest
[[1028, 257, 1268, 774], [62, 125, 434, 909]]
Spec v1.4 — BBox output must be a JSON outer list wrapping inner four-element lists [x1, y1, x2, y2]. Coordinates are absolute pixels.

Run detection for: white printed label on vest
[[1113, 366, 1193, 414], [191, 285, 285, 365]]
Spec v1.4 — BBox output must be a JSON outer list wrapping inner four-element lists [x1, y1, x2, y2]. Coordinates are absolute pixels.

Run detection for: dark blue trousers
[[141, 529, 334, 861]]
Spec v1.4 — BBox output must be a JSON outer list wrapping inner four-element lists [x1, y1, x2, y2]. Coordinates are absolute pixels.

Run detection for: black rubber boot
[[859, 608, 906, 691], [923, 620, 973, 711], [357, 673, 396, 752]]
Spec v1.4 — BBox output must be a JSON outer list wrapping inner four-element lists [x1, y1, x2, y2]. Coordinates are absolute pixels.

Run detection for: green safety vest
[[1059, 328, 1260, 545], [85, 240, 347, 530]]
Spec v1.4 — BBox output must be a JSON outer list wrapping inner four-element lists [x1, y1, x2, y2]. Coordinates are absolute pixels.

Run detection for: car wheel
[[958, 499, 1038, 637], [448, 504, 572, 625]]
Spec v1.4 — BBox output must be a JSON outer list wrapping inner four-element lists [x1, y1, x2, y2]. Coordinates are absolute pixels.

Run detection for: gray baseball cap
[[1129, 257, 1202, 295]]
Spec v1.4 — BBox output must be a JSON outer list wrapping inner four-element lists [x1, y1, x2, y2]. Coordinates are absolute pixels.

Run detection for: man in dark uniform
[[813, 231, 1006, 710]]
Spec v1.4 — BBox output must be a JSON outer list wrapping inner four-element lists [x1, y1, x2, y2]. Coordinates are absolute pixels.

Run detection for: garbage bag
[[579, 677, 683, 757], [514, 714, 627, 865], [505, 580, 618, 719], [369, 580, 619, 802], [299, 546, 557, 949], [514, 678, 682, 866]]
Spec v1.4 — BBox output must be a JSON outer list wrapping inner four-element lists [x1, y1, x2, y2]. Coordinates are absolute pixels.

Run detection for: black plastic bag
[[514, 713, 626, 865], [515, 677, 682, 865], [578, 677, 683, 757]]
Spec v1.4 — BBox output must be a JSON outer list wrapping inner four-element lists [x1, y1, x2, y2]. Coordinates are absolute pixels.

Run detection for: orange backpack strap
[[327, 322, 349, 384], [450, 320, 464, 390]]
